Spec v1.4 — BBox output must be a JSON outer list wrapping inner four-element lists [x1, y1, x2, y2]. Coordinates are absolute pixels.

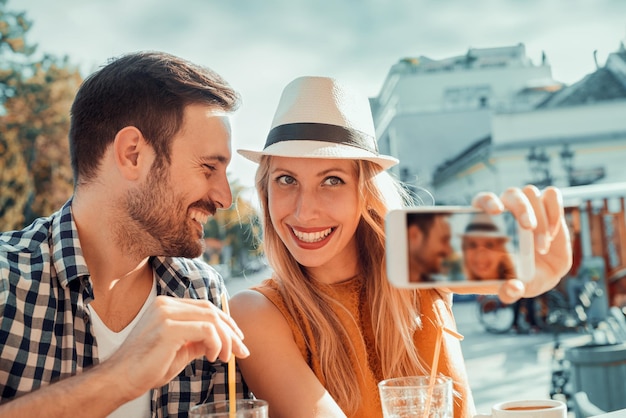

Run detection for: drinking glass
[[189, 399, 268, 418], [378, 376, 453, 418]]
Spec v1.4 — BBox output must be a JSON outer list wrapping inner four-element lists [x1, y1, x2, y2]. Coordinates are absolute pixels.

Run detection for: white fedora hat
[[461, 213, 509, 240], [237, 76, 398, 170]]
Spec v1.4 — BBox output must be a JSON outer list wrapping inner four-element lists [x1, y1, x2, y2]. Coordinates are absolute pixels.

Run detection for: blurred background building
[[371, 42, 626, 205]]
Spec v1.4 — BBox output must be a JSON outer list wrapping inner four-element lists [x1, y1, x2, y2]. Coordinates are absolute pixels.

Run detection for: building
[[372, 42, 626, 204], [432, 42, 626, 204], [371, 43, 562, 201]]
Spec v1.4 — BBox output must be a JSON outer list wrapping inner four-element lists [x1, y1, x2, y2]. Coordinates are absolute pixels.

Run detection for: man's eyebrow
[[199, 155, 229, 164]]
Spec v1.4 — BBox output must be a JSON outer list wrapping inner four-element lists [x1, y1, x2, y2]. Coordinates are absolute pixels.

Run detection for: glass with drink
[[189, 399, 268, 418], [378, 376, 453, 418]]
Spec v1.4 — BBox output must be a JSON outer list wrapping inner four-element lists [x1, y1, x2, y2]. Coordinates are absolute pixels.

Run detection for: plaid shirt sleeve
[[0, 204, 96, 402], [151, 256, 251, 417]]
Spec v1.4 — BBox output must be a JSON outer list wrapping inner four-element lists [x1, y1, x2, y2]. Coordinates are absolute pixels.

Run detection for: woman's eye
[[324, 176, 344, 186], [277, 175, 296, 185]]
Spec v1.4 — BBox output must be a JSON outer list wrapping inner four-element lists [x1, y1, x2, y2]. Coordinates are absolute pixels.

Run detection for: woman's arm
[[230, 290, 347, 418]]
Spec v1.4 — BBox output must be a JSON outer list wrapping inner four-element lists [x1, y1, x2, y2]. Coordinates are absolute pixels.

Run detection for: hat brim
[[238, 140, 399, 171]]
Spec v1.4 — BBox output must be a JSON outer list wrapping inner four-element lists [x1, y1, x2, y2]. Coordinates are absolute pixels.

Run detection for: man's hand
[[105, 296, 250, 401]]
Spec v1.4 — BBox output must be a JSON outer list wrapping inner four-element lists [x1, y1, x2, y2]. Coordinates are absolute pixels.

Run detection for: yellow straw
[[220, 293, 236, 418], [424, 327, 444, 416], [424, 308, 464, 416], [442, 326, 464, 341]]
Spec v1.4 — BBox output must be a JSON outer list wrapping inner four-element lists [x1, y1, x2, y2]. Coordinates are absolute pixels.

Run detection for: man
[[0, 52, 250, 417], [407, 213, 453, 283]]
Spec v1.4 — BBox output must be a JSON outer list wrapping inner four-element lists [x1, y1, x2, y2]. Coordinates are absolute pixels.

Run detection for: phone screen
[[386, 207, 534, 288]]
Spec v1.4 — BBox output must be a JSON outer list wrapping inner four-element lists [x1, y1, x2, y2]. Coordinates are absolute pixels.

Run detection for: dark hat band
[[265, 122, 379, 154], [465, 223, 500, 233]]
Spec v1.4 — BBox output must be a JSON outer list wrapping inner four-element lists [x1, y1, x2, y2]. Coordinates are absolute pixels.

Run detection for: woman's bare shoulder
[[229, 288, 287, 327]]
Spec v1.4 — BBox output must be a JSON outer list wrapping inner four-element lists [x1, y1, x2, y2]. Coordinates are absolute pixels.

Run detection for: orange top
[[253, 277, 475, 418]]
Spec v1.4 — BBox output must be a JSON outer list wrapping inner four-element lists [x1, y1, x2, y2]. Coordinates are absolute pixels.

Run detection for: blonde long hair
[[255, 156, 428, 415]]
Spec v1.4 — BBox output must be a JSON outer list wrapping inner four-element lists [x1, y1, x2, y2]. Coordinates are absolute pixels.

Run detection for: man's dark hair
[[407, 212, 437, 237], [407, 212, 450, 237], [69, 51, 240, 184]]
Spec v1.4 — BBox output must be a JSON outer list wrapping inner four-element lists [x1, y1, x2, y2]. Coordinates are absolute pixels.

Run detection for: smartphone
[[385, 206, 535, 288]]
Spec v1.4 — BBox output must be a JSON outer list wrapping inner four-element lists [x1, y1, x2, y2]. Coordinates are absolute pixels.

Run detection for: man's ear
[[113, 127, 152, 181]]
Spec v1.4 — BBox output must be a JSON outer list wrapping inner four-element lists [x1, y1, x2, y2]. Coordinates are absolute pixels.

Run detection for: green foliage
[[0, 0, 37, 105], [205, 181, 264, 275], [0, 0, 81, 230]]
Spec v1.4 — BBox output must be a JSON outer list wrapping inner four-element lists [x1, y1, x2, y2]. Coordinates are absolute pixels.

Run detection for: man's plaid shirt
[[0, 200, 247, 417]]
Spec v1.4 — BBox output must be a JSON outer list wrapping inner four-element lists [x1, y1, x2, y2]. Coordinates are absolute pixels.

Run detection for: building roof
[[389, 43, 535, 76], [432, 136, 491, 186], [537, 51, 626, 108], [615, 41, 626, 61]]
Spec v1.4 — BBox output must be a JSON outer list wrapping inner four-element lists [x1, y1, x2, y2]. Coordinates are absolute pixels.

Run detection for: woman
[[461, 213, 517, 281], [230, 76, 572, 418]]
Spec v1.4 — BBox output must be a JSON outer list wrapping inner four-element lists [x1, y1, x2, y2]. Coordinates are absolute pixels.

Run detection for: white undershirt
[[88, 274, 157, 418]]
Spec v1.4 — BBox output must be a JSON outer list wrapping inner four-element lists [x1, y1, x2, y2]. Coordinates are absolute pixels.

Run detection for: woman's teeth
[[292, 227, 332, 243]]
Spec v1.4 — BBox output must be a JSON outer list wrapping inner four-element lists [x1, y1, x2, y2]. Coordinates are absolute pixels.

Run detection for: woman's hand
[[472, 185, 573, 304]]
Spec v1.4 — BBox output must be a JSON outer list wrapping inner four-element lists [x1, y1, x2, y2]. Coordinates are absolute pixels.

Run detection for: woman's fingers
[[521, 185, 551, 254], [499, 187, 536, 230], [471, 191, 504, 214], [498, 279, 525, 304], [541, 186, 566, 238]]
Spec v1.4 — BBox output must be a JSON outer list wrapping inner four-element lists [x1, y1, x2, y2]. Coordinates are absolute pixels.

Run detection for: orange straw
[[424, 327, 444, 415], [220, 293, 236, 418], [424, 310, 464, 416]]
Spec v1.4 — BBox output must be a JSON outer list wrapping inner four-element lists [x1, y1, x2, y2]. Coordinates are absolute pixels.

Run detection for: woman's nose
[[294, 188, 319, 220]]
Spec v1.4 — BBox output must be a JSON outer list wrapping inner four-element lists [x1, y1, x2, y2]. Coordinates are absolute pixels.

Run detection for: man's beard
[[422, 253, 447, 275], [124, 164, 211, 259]]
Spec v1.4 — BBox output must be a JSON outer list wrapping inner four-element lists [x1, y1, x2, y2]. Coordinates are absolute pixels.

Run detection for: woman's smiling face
[[267, 157, 361, 281], [463, 236, 507, 280]]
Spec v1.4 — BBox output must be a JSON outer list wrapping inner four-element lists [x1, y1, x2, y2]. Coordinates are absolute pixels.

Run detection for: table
[[591, 409, 626, 417]]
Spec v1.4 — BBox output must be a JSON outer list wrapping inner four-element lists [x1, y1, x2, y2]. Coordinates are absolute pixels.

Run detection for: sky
[[15, 0, 626, 189]]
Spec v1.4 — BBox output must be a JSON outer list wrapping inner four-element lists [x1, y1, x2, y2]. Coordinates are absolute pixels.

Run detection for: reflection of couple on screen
[[461, 213, 516, 281], [407, 213, 453, 283], [407, 212, 515, 283]]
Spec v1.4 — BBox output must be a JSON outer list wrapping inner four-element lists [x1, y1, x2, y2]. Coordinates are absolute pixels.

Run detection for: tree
[[0, 0, 82, 230], [0, 0, 37, 105], [206, 180, 263, 275]]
